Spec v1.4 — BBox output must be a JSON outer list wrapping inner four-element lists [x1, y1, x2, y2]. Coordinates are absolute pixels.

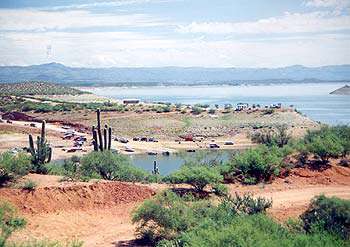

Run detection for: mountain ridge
[[0, 63, 349, 85]]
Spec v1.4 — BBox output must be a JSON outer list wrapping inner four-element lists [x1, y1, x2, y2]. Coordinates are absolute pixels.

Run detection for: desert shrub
[[307, 135, 343, 164], [328, 125, 350, 157], [132, 190, 211, 243], [251, 124, 291, 147], [194, 104, 209, 109], [224, 193, 272, 215], [174, 214, 345, 247], [263, 108, 275, 115], [208, 108, 216, 114], [0, 152, 31, 186], [0, 202, 26, 247], [301, 195, 350, 239], [212, 183, 228, 196], [133, 191, 345, 247], [164, 165, 223, 192], [191, 106, 204, 115], [304, 126, 350, 160], [20, 180, 37, 191], [225, 146, 283, 184], [80, 151, 148, 182], [45, 163, 68, 176]]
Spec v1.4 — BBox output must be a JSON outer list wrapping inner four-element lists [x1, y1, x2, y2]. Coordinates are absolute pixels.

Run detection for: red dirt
[[2, 111, 37, 122], [0, 181, 155, 214]]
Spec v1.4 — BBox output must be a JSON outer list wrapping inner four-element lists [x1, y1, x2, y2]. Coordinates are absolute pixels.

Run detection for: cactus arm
[[92, 127, 99, 151], [98, 128, 104, 151], [41, 120, 46, 142], [97, 109, 101, 130], [108, 127, 112, 150], [47, 147, 52, 163], [28, 134, 35, 156], [103, 127, 107, 150]]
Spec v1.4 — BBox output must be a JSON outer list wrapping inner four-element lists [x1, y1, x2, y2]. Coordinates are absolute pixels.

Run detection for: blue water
[[129, 150, 235, 175], [80, 83, 350, 125]]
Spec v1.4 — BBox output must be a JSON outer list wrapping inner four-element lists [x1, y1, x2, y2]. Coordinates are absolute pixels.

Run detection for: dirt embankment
[[0, 181, 155, 214]]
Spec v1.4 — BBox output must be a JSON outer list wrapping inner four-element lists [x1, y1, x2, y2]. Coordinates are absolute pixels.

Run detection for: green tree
[[165, 165, 223, 192], [307, 135, 343, 164]]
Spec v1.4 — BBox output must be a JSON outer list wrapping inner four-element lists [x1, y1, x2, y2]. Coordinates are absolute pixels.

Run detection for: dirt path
[[258, 185, 350, 221]]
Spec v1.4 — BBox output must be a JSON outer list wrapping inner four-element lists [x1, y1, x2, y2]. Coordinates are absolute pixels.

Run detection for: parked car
[[209, 143, 220, 149]]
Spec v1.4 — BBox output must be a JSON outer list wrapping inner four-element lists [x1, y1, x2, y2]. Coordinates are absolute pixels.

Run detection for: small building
[[123, 99, 140, 105]]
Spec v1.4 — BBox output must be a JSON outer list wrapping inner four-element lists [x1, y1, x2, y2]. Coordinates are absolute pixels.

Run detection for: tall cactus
[[152, 161, 160, 175], [92, 109, 112, 152], [28, 120, 52, 173]]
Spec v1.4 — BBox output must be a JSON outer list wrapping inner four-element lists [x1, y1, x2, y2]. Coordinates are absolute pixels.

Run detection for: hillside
[[0, 63, 349, 85], [330, 85, 350, 95], [0, 81, 85, 96]]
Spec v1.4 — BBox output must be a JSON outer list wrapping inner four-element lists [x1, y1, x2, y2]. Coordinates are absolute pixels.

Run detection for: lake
[[129, 150, 235, 175], [80, 83, 350, 125]]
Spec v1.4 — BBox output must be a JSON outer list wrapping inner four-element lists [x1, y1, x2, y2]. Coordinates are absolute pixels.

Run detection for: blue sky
[[0, 0, 349, 67]]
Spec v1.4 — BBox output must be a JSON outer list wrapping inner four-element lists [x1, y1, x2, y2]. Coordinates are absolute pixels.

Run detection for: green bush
[[223, 193, 272, 215], [20, 180, 37, 191], [301, 195, 350, 240], [164, 165, 223, 192], [175, 214, 346, 247], [212, 183, 228, 196], [225, 146, 283, 184], [191, 106, 204, 115], [80, 151, 148, 182], [304, 126, 349, 162], [133, 191, 346, 247], [0, 152, 31, 186], [307, 135, 343, 164], [132, 190, 209, 243], [0, 202, 26, 247], [251, 124, 291, 147]]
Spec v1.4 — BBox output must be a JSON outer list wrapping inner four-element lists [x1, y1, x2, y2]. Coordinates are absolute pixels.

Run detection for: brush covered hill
[[0, 81, 86, 96], [330, 85, 350, 95], [0, 63, 350, 85]]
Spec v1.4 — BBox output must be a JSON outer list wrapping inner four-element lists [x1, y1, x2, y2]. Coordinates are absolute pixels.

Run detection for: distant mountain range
[[0, 63, 349, 86]]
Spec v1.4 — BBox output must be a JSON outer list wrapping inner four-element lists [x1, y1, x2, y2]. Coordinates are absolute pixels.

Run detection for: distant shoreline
[[73, 80, 350, 88]]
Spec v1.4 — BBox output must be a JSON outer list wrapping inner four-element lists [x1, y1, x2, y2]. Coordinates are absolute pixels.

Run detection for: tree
[[307, 135, 343, 164], [165, 165, 223, 192]]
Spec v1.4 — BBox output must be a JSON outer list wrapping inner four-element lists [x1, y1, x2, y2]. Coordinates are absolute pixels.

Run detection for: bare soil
[[1, 164, 349, 247]]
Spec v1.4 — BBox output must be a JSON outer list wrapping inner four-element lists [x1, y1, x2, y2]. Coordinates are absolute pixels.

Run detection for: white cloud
[[49, 0, 181, 10], [0, 31, 349, 67], [0, 9, 167, 31], [177, 11, 350, 34], [305, 0, 350, 9]]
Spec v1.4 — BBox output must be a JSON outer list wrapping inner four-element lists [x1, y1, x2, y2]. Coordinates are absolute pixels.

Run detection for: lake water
[[129, 150, 235, 175], [81, 83, 350, 125]]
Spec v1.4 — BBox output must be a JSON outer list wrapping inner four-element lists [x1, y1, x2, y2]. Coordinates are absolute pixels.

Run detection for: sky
[[0, 0, 349, 68]]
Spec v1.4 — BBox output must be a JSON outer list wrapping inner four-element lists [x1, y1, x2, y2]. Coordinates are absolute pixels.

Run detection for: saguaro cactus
[[152, 161, 160, 175], [28, 120, 52, 172], [92, 109, 112, 151]]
